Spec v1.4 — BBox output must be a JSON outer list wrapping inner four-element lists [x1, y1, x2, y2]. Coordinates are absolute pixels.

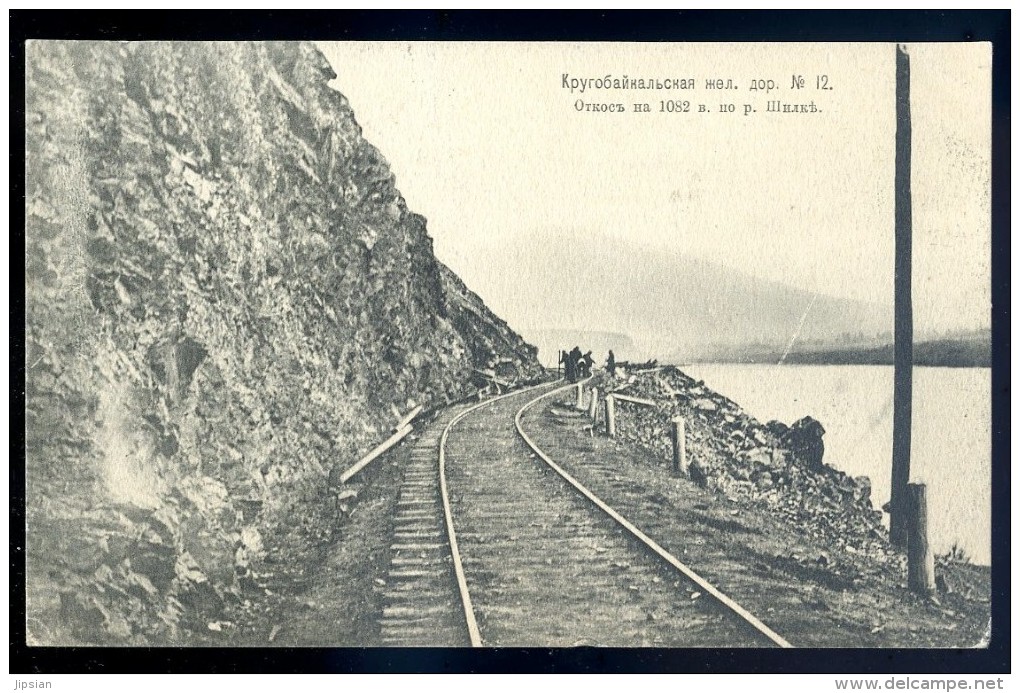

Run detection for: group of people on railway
[[560, 346, 617, 382]]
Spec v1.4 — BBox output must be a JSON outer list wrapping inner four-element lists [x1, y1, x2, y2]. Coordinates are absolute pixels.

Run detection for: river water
[[681, 364, 991, 565]]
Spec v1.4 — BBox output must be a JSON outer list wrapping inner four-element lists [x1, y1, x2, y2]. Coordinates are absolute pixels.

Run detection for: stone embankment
[[593, 365, 893, 563]]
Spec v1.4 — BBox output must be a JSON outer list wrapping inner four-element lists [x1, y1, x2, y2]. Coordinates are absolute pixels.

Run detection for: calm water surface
[[682, 364, 991, 565]]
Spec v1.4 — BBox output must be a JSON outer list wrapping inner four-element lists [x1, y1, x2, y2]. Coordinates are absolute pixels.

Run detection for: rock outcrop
[[25, 40, 540, 644]]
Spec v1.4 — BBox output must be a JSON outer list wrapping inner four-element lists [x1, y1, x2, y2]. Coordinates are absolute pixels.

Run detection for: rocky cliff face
[[25, 40, 540, 644]]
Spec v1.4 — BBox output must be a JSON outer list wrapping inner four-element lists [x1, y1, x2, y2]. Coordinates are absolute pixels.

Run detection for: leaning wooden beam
[[337, 423, 414, 485], [612, 393, 657, 407], [393, 404, 424, 432]]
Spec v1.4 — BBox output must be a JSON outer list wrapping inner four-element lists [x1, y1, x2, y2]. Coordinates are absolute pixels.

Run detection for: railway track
[[379, 380, 792, 647], [377, 387, 549, 646], [378, 405, 471, 646]]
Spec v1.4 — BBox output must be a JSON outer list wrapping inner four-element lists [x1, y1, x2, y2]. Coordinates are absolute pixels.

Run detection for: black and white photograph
[[13, 11, 1008, 676]]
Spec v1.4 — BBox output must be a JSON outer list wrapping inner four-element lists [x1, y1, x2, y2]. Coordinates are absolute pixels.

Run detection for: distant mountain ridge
[[461, 230, 893, 363], [781, 329, 991, 368]]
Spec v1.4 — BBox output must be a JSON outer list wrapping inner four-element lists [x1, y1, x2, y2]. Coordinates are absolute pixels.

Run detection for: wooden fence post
[[588, 387, 599, 422], [605, 395, 616, 438], [671, 416, 687, 477], [575, 382, 584, 410], [907, 482, 935, 595]]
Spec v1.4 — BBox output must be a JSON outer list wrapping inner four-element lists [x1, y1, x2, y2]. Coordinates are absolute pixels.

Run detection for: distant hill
[[687, 329, 991, 368], [783, 330, 991, 368], [464, 230, 892, 362]]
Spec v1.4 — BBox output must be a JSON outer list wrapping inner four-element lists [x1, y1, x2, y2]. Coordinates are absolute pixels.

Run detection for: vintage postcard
[[23, 38, 993, 653]]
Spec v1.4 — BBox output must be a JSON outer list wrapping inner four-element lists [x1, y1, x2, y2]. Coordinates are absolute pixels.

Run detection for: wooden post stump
[[588, 387, 599, 422], [907, 482, 935, 595], [671, 416, 687, 477], [605, 395, 616, 438], [575, 382, 584, 410]]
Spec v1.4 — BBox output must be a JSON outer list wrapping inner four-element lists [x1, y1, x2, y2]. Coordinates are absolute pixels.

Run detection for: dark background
[[9, 9, 1010, 674]]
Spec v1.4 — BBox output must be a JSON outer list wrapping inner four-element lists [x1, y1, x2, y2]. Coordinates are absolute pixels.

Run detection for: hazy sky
[[317, 42, 991, 336]]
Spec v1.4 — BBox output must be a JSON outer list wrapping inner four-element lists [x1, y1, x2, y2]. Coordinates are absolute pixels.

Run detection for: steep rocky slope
[[24, 40, 539, 645], [593, 366, 886, 559]]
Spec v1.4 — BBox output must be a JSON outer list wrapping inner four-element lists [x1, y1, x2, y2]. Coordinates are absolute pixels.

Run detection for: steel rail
[[513, 381, 794, 649], [438, 379, 559, 647]]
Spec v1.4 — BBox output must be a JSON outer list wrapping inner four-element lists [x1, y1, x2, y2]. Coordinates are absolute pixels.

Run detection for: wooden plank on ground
[[394, 404, 424, 431], [612, 393, 657, 407], [338, 423, 414, 485]]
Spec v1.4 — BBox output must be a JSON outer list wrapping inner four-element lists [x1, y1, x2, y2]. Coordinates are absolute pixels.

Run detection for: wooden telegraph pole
[[890, 44, 913, 549]]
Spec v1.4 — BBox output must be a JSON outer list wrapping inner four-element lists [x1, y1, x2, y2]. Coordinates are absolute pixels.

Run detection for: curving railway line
[[378, 380, 792, 648]]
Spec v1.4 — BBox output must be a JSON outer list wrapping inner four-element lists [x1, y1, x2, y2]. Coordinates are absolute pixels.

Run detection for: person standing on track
[[568, 346, 582, 382], [606, 349, 616, 377], [581, 351, 594, 378]]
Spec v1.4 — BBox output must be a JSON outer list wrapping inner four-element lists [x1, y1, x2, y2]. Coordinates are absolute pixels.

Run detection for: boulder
[[782, 416, 826, 470]]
